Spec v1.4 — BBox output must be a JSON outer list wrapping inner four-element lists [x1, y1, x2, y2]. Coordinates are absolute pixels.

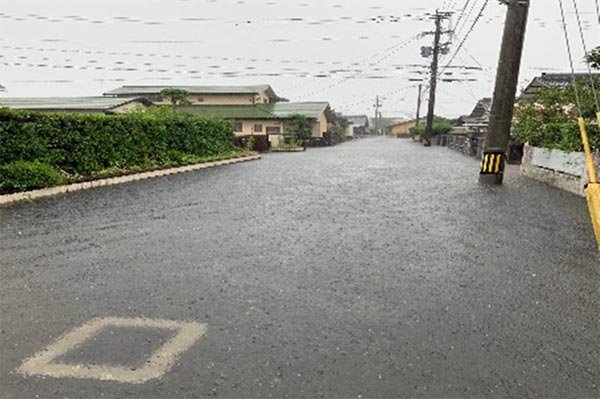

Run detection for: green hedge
[[0, 161, 65, 192], [0, 108, 235, 193], [513, 77, 600, 152]]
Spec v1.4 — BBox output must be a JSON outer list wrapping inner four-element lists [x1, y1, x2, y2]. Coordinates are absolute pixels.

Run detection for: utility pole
[[374, 95, 382, 135], [416, 84, 423, 126], [480, 0, 530, 185], [422, 11, 452, 146]]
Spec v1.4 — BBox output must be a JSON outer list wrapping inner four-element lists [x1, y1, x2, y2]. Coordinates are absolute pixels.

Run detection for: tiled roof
[[0, 96, 149, 111], [520, 73, 600, 100], [176, 102, 331, 120], [104, 84, 275, 96], [468, 98, 492, 119]]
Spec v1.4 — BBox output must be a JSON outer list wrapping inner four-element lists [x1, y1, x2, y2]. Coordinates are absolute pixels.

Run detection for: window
[[253, 124, 263, 133], [266, 126, 281, 135], [233, 122, 243, 133]]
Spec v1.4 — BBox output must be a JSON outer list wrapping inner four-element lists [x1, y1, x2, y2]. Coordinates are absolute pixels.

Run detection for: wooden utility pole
[[416, 84, 423, 126], [479, 0, 530, 184]]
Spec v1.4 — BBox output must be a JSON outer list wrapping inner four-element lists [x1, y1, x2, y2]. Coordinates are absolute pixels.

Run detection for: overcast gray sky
[[0, 0, 598, 118]]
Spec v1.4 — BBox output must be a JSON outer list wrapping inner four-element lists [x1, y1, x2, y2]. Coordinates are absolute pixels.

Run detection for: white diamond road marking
[[18, 317, 207, 384]]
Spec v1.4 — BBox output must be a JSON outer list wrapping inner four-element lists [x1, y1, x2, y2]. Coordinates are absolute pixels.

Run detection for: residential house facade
[[103, 85, 281, 105], [176, 102, 334, 147]]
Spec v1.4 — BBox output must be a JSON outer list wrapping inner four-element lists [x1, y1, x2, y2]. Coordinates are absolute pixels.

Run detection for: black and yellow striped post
[[479, 150, 506, 184]]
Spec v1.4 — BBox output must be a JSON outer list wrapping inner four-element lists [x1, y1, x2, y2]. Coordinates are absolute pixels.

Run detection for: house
[[103, 84, 283, 105], [0, 97, 151, 114], [463, 97, 491, 135], [387, 119, 418, 137], [519, 72, 600, 101], [176, 102, 334, 146], [372, 117, 405, 134], [346, 115, 369, 135]]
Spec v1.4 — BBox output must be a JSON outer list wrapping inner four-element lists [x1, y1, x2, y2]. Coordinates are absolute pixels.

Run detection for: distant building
[[176, 102, 334, 146], [519, 72, 600, 101], [0, 97, 151, 114], [104, 84, 283, 105], [346, 115, 369, 135], [387, 119, 418, 137], [0, 84, 5, 92], [373, 117, 405, 134]]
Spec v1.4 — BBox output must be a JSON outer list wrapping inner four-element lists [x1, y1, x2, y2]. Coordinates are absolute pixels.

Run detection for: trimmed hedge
[[0, 108, 235, 193], [0, 161, 64, 192]]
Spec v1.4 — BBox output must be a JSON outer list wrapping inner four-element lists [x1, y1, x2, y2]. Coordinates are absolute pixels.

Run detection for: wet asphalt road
[[1, 137, 599, 398]]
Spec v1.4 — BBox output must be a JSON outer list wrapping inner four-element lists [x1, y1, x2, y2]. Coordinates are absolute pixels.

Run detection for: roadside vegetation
[[409, 116, 453, 137], [514, 47, 600, 152], [0, 107, 245, 194], [513, 76, 600, 152]]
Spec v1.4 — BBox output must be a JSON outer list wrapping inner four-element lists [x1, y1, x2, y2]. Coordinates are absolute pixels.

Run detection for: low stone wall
[[447, 133, 484, 158], [521, 144, 600, 196]]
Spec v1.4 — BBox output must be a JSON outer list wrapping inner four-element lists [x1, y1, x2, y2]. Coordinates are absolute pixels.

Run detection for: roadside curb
[[0, 154, 261, 206]]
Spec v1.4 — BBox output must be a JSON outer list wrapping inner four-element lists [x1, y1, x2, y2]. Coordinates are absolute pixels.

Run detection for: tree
[[160, 88, 191, 106], [329, 112, 350, 143], [585, 46, 600, 70], [285, 114, 313, 144]]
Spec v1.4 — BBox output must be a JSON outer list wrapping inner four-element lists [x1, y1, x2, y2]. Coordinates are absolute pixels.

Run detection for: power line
[[571, 0, 599, 111], [452, 0, 474, 36], [294, 34, 422, 99], [439, 0, 490, 77]]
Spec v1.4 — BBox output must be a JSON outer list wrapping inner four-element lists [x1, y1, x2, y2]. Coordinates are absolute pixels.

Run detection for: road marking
[[18, 317, 207, 384]]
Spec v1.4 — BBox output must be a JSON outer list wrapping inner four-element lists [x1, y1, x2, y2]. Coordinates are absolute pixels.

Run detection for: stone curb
[[0, 155, 261, 206]]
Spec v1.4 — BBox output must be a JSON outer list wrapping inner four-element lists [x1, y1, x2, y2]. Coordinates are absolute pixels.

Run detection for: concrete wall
[[311, 113, 328, 138], [346, 123, 354, 137], [521, 144, 600, 196], [390, 121, 417, 136]]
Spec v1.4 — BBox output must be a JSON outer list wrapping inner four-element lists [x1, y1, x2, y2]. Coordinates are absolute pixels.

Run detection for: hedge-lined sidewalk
[[0, 154, 261, 205]]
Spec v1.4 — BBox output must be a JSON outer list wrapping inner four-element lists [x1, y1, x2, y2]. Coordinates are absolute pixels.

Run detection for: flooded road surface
[[1, 138, 598, 398]]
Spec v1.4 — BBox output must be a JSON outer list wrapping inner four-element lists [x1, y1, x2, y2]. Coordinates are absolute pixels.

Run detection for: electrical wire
[[571, 0, 600, 111], [439, 0, 490, 77], [558, 0, 583, 115], [293, 34, 422, 99]]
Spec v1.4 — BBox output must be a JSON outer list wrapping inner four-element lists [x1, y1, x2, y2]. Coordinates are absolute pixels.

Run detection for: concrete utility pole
[[416, 84, 423, 126], [422, 11, 452, 146], [374, 95, 382, 135], [479, 0, 530, 185]]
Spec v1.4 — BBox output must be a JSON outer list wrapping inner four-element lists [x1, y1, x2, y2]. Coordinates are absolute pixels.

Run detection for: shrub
[[285, 114, 313, 144], [513, 78, 600, 151], [409, 117, 453, 136], [0, 161, 64, 193]]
